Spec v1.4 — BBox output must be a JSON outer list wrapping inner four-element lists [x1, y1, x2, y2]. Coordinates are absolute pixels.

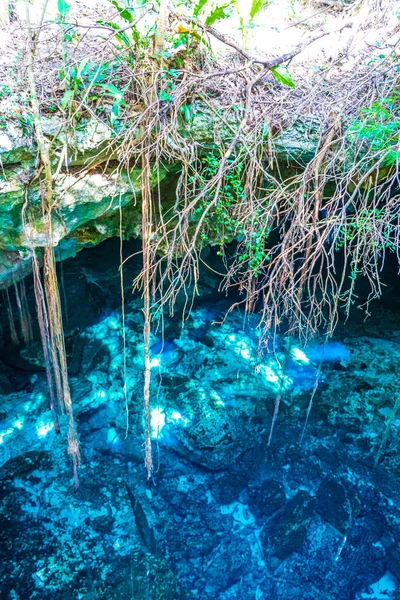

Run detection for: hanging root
[[14, 280, 33, 345], [24, 0, 80, 484], [141, 148, 153, 479], [4, 288, 19, 345], [43, 246, 81, 483]]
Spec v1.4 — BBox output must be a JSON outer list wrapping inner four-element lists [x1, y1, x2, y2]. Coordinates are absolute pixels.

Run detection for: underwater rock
[[81, 337, 111, 375], [209, 472, 250, 505], [0, 450, 52, 482], [339, 516, 388, 595], [172, 409, 255, 470], [316, 478, 353, 534], [247, 479, 286, 519], [204, 537, 251, 595], [150, 338, 179, 366], [125, 482, 157, 555], [388, 549, 400, 581], [261, 490, 316, 560], [126, 552, 183, 600], [0, 345, 45, 372]]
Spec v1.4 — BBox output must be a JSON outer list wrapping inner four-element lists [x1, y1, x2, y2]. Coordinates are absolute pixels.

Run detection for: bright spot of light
[[292, 347, 310, 364], [171, 411, 183, 421], [170, 411, 189, 426], [14, 419, 23, 430], [215, 400, 225, 407], [150, 357, 160, 368], [107, 317, 120, 330], [37, 421, 54, 438], [260, 364, 280, 384], [227, 335, 252, 361], [240, 348, 251, 360], [151, 408, 165, 439], [0, 428, 13, 444], [107, 427, 118, 444]]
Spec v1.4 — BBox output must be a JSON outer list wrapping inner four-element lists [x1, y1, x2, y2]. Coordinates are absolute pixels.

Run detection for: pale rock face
[[0, 121, 34, 165], [0, 107, 320, 288]]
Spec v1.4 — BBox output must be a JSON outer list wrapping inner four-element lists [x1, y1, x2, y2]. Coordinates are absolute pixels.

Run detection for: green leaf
[[115, 31, 131, 46], [77, 57, 90, 79], [110, 100, 122, 123], [57, 0, 70, 17], [250, 0, 265, 19], [194, 0, 208, 17], [97, 19, 120, 30], [205, 4, 231, 26], [180, 104, 194, 123], [60, 89, 74, 109], [159, 90, 172, 102], [111, 0, 134, 22], [132, 26, 141, 45], [271, 65, 296, 88], [98, 83, 124, 100]]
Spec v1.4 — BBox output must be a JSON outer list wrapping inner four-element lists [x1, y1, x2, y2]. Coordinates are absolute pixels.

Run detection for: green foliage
[[58, 58, 127, 124], [187, 0, 234, 27], [335, 208, 396, 257], [111, 0, 135, 23], [349, 92, 400, 166], [0, 83, 11, 100], [57, 0, 70, 18], [197, 152, 270, 276], [60, 89, 74, 110], [205, 4, 233, 26], [271, 65, 296, 88], [250, 0, 266, 19], [94, 0, 143, 52], [98, 83, 127, 123], [235, 0, 270, 49], [194, 0, 208, 17], [180, 104, 194, 123]]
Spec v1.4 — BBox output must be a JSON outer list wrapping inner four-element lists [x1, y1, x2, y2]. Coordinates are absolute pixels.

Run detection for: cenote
[[1, 1, 400, 599]]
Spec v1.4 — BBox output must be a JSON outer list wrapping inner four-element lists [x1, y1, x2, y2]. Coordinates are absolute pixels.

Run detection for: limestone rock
[[316, 478, 353, 534], [247, 479, 286, 519], [261, 490, 316, 559]]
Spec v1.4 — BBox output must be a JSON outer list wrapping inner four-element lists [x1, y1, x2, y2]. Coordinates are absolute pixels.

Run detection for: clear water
[[0, 239, 399, 600]]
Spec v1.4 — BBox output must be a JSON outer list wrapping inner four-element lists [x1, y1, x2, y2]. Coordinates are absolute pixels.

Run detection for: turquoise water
[[0, 240, 399, 600]]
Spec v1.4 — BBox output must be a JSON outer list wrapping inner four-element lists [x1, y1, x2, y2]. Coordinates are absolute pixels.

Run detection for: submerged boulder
[[261, 490, 316, 560], [247, 479, 286, 519], [316, 478, 353, 534]]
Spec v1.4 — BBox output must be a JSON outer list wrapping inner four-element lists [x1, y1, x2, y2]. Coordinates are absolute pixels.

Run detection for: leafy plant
[[57, 0, 70, 18], [235, 0, 270, 49], [197, 151, 270, 276], [205, 4, 233, 26], [271, 65, 296, 88], [348, 92, 400, 166], [59, 59, 126, 123]]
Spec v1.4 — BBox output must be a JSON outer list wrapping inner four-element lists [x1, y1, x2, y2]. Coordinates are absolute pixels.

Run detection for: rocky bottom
[[1, 243, 400, 600]]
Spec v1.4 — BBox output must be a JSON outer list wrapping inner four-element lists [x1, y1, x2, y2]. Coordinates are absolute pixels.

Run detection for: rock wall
[[0, 110, 319, 288]]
